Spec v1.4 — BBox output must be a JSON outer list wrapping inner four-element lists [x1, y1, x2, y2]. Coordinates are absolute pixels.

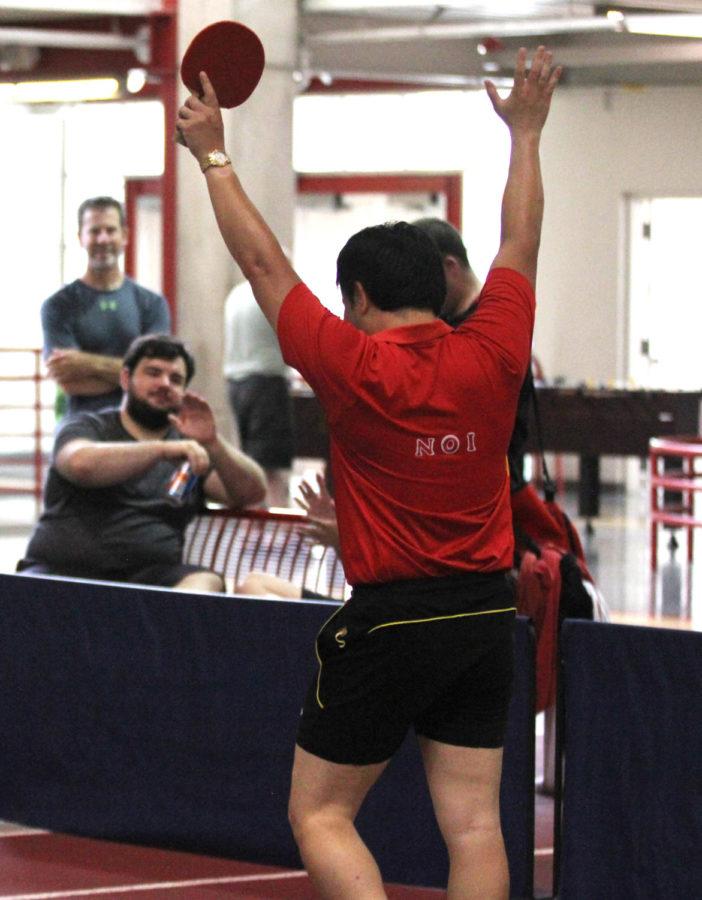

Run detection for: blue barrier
[[559, 619, 702, 900], [0, 574, 535, 893]]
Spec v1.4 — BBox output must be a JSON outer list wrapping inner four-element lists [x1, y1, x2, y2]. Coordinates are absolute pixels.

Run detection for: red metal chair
[[649, 435, 702, 570]]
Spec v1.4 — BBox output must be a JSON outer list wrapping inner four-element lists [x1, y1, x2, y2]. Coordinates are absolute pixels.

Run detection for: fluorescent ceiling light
[[0, 78, 120, 104], [625, 14, 702, 38]]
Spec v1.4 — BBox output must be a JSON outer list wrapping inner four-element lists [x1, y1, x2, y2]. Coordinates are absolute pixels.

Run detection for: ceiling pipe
[[306, 12, 702, 44], [0, 25, 150, 63], [306, 15, 621, 43]]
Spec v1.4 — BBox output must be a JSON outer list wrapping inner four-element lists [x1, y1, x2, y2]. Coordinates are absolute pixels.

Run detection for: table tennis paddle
[[176, 20, 265, 145]]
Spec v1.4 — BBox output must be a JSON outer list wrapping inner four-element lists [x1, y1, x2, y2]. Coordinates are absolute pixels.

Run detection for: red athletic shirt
[[278, 267, 535, 586]]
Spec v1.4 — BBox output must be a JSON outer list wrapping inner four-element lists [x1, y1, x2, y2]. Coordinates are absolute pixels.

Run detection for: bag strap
[[530, 379, 557, 502]]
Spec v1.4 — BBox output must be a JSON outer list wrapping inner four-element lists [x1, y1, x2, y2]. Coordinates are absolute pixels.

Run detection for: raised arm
[[176, 72, 299, 331], [486, 46, 561, 286]]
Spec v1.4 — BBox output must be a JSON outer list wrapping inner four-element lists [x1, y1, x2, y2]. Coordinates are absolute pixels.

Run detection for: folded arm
[[46, 349, 122, 397]]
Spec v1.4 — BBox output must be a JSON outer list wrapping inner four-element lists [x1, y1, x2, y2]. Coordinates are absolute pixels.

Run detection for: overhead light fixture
[[624, 14, 702, 39], [606, 10, 625, 28], [126, 68, 147, 94], [0, 77, 120, 104]]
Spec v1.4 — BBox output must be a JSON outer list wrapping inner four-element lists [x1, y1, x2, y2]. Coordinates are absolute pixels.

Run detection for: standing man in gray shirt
[[41, 196, 171, 415], [224, 277, 294, 507]]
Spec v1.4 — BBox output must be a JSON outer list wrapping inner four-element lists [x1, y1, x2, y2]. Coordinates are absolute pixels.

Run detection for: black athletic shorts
[[16, 559, 215, 589], [297, 570, 516, 766], [227, 374, 294, 469]]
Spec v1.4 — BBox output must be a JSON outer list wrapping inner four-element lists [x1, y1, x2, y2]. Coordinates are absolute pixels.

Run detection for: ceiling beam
[[0, 24, 150, 61], [0, 1, 163, 12], [307, 15, 619, 43], [491, 38, 702, 68]]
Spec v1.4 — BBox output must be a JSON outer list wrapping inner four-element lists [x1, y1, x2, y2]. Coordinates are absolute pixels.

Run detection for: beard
[[125, 392, 176, 430]]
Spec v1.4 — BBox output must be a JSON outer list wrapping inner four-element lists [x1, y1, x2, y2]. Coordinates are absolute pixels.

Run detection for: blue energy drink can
[[167, 461, 198, 500]]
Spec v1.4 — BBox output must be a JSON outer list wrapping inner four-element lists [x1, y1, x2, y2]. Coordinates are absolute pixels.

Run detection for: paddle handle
[[174, 127, 187, 146]]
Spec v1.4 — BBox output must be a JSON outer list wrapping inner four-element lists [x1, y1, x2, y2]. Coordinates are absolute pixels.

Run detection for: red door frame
[[296, 173, 463, 230]]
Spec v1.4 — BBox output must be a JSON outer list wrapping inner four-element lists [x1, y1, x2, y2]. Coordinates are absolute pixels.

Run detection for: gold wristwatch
[[200, 150, 231, 173]]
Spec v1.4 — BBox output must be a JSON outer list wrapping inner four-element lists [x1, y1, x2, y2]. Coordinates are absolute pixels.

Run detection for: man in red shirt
[[178, 45, 560, 900]]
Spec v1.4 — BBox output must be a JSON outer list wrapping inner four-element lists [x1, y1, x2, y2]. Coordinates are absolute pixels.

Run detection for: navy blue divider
[[559, 619, 702, 900], [0, 574, 534, 894], [501, 615, 536, 898]]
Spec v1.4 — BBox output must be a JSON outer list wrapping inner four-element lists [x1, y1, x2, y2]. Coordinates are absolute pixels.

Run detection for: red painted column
[[150, 7, 178, 327]]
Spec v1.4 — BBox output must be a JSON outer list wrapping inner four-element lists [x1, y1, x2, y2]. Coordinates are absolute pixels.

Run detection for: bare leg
[[236, 570, 302, 599], [173, 571, 225, 593], [288, 744, 390, 899], [419, 737, 508, 900]]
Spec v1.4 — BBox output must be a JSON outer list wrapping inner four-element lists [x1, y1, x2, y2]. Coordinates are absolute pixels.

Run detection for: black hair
[[412, 217, 470, 269], [336, 221, 445, 315], [122, 334, 195, 384], [78, 196, 126, 229]]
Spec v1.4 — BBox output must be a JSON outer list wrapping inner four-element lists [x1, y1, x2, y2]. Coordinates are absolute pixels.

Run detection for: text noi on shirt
[[415, 432, 477, 457]]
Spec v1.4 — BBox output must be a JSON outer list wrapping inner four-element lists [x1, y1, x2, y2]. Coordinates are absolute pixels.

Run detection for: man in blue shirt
[[41, 196, 171, 415]]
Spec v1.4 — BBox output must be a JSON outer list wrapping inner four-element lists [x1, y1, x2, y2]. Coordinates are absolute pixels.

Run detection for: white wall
[[538, 84, 702, 386], [295, 83, 702, 390]]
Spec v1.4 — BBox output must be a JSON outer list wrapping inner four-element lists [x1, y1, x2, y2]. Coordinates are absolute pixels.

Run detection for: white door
[[628, 197, 702, 390]]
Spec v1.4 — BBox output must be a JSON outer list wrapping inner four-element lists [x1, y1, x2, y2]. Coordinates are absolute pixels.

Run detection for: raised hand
[[176, 70, 226, 161], [295, 473, 340, 550], [168, 391, 217, 449], [296, 472, 335, 519], [485, 46, 561, 134]]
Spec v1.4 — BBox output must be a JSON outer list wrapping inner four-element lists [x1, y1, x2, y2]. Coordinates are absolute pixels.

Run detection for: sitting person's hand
[[169, 391, 217, 448], [295, 473, 339, 551]]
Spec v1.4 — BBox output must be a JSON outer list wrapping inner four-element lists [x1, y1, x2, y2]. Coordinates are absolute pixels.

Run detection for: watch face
[[201, 150, 231, 172]]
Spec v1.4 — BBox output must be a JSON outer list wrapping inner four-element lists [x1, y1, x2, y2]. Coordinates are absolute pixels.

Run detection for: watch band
[[200, 150, 232, 173]]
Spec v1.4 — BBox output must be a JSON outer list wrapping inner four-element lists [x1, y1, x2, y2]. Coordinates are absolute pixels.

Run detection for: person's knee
[[288, 798, 339, 846], [174, 571, 226, 593], [236, 571, 266, 594]]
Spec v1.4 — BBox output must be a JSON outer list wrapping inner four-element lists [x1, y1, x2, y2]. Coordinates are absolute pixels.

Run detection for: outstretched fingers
[[528, 47, 562, 97], [513, 46, 528, 88], [545, 63, 563, 95]]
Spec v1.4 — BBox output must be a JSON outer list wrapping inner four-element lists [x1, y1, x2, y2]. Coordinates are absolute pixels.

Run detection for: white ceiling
[[300, 1, 702, 88]]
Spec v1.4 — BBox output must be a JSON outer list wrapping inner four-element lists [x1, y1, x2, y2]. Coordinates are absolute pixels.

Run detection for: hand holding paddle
[[175, 20, 265, 147], [177, 71, 226, 162]]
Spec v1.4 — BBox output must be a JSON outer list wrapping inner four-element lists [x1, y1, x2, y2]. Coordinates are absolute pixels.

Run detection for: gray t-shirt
[[41, 278, 171, 414], [25, 410, 203, 576]]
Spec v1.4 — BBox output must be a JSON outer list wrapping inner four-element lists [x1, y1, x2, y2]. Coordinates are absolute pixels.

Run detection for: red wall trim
[[297, 173, 463, 230], [149, 11, 178, 328]]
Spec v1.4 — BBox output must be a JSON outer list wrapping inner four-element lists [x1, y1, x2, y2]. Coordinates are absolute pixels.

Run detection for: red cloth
[[516, 547, 563, 712], [278, 268, 535, 585], [511, 483, 571, 548], [512, 483, 593, 580]]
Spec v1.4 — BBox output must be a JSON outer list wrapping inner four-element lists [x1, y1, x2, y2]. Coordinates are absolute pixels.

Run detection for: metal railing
[[0, 347, 54, 516]]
